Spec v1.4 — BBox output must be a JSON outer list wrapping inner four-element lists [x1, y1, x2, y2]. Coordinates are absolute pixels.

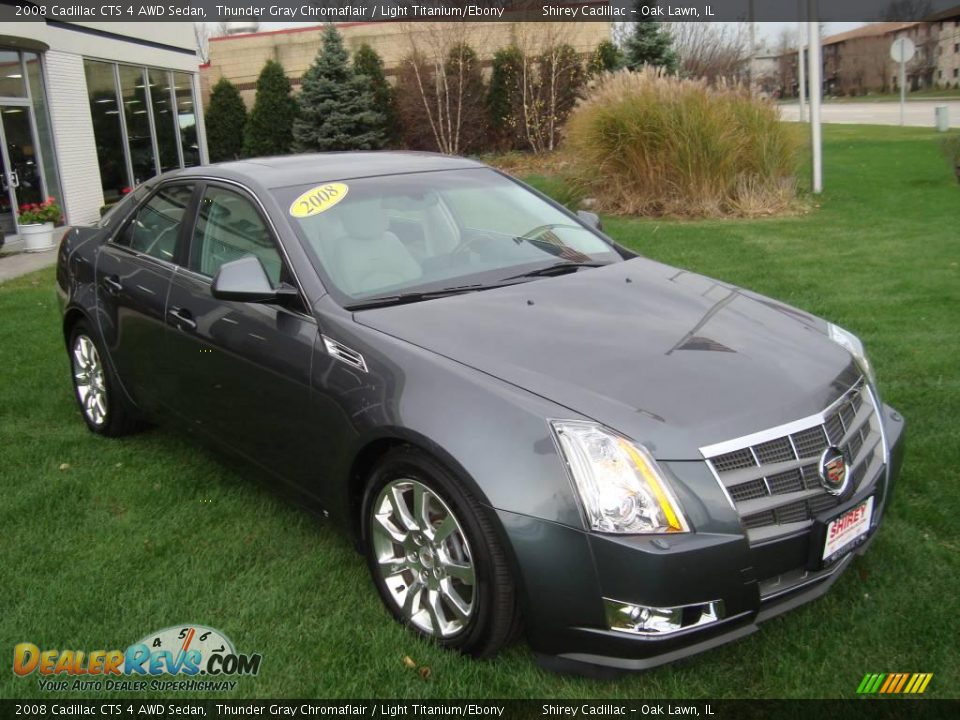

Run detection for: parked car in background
[[56, 153, 905, 675]]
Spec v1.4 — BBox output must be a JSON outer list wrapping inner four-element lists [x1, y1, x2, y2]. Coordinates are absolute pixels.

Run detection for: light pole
[[798, 21, 807, 122], [807, 1, 823, 194]]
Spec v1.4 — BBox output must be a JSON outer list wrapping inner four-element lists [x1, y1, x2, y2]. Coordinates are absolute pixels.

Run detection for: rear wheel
[[69, 321, 143, 437], [363, 447, 519, 657]]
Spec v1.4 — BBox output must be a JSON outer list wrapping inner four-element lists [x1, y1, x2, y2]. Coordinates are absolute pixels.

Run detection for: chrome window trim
[[698, 377, 865, 459]]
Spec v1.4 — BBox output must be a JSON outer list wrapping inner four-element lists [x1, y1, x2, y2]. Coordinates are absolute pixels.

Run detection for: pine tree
[[205, 77, 247, 162], [587, 39, 624, 76], [293, 24, 386, 152], [624, 21, 678, 73], [353, 43, 398, 146], [243, 59, 298, 157]]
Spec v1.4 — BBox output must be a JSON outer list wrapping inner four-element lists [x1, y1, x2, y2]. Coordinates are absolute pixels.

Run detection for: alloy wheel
[[72, 334, 108, 426], [370, 479, 476, 638]]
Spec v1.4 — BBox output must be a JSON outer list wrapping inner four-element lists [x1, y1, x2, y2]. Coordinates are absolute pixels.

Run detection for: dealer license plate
[[822, 496, 874, 562]]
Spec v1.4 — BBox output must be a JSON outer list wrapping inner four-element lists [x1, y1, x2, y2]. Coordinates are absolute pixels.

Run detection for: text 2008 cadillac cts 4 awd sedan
[[56, 153, 904, 675]]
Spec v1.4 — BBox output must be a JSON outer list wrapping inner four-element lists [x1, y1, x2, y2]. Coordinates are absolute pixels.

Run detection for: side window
[[115, 184, 194, 262], [189, 186, 282, 286]]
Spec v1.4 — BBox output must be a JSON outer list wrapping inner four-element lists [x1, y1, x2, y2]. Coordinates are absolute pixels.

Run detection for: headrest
[[338, 199, 389, 240]]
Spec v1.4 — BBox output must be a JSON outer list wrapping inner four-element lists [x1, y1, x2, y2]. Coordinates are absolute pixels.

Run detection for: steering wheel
[[450, 229, 503, 257]]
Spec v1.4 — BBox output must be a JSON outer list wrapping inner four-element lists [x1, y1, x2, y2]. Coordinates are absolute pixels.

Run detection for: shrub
[[353, 43, 399, 146], [487, 46, 524, 151], [205, 77, 247, 161], [564, 69, 799, 217], [243, 60, 298, 157], [587, 40, 624, 76]]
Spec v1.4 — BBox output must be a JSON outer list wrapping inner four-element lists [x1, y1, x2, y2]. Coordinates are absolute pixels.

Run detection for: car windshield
[[274, 168, 620, 304]]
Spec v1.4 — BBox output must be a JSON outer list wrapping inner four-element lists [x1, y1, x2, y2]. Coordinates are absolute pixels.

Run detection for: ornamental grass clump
[[564, 69, 799, 217]]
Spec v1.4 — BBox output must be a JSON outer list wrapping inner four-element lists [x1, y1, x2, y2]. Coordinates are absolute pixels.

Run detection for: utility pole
[[807, 2, 823, 193]]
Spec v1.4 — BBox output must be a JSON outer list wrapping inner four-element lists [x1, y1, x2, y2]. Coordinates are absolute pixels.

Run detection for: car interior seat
[[328, 199, 422, 296]]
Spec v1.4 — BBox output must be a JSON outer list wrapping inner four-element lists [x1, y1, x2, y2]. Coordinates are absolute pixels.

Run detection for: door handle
[[168, 307, 197, 331], [102, 275, 123, 294]]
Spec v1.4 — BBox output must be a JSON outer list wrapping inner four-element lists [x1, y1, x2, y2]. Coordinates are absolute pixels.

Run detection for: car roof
[[176, 151, 486, 189]]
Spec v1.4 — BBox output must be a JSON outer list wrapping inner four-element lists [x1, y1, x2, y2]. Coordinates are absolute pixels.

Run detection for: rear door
[[163, 181, 319, 489], [95, 182, 196, 413]]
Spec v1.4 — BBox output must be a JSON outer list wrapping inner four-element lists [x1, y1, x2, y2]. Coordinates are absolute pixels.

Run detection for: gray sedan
[[56, 152, 905, 675]]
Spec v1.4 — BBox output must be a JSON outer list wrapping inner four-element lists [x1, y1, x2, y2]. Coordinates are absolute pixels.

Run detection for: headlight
[[828, 323, 877, 387], [550, 420, 689, 534]]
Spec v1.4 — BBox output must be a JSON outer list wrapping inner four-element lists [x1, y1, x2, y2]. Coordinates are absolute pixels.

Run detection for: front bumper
[[501, 404, 905, 677]]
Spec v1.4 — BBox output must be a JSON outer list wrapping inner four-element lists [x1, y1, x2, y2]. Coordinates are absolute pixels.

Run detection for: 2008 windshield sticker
[[289, 183, 349, 218]]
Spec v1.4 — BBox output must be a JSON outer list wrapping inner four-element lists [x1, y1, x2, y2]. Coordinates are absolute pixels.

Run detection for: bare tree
[[194, 22, 231, 63], [395, 23, 490, 155], [776, 28, 798, 97], [194, 22, 211, 63], [668, 22, 750, 85], [511, 24, 587, 154], [882, 0, 933, 20]]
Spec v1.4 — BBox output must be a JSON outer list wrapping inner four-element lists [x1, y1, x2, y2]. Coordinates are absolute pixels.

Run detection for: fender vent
[[322, 335, 368, 373]]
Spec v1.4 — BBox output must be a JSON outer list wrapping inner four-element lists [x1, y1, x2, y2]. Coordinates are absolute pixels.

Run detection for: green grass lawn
[[2, 125, 958, 700]]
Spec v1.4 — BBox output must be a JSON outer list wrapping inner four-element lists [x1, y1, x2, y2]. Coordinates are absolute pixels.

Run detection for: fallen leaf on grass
[[58, 463, 70, 471], [402, 655, 416, 669], [418, 666, 431, 680]]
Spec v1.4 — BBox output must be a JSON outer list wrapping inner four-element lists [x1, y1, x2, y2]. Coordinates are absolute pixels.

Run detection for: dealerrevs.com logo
[[13, 624, 262, 692]]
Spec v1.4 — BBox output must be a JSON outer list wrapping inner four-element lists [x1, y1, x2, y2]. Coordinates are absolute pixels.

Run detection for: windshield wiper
[[345, 284, 504, 311], [502, 261, 607, 282]]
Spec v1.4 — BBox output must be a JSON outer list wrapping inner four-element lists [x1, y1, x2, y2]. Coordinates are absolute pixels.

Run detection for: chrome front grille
[[701, 379, 885, 543]]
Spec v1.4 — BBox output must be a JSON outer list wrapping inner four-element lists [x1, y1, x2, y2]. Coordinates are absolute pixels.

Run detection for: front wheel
[[363, 447, 519, 657]]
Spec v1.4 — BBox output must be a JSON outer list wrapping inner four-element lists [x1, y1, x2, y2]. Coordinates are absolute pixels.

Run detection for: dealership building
[[0, 22, 207, 244]]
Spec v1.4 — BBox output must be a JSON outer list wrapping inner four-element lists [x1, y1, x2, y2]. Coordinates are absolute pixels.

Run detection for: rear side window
[[189, 186, 282, 286], [115, 184, 194, 262]]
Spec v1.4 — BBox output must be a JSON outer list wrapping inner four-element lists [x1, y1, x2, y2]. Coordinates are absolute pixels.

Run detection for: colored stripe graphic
[[858, 673, 933, 694]]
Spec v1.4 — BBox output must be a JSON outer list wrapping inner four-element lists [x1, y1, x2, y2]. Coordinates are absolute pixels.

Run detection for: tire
[[363, 446, 520, 658], [68, 320, 144, 437]]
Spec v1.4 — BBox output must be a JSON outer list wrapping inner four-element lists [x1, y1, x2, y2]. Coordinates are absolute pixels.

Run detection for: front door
[[0, 103, 45, 237], [95, 183, 195, 413], [163, 183, 319, 490]]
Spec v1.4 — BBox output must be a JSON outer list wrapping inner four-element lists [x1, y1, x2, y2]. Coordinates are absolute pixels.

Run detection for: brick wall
[[201, 22, 612, 107]]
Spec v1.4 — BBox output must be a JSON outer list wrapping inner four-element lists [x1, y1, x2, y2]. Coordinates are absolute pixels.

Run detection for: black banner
[[1, 0, 960, 23], [1, 700, 959, 720]]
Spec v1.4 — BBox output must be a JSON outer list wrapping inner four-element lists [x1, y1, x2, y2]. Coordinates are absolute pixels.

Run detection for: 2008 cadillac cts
[[56, 153, 904, 675]]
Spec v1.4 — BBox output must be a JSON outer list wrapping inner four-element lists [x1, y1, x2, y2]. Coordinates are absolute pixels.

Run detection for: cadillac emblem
[[819, 446, 850, 496]]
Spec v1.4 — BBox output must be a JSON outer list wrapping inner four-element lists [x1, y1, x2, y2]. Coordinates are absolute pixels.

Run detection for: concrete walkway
[[0, 226, 72, 284], [0, 248, 58, 284]]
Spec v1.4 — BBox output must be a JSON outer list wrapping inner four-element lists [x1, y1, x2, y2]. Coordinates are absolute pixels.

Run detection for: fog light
[[604, 598, 724, 636]]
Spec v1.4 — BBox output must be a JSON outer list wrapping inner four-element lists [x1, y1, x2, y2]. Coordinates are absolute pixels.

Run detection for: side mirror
[[577, 210, 602, 231], [211, 256, 297, 303]]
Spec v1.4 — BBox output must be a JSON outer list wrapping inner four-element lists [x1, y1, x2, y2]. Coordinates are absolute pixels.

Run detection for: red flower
[[46, 196, 54, 203]]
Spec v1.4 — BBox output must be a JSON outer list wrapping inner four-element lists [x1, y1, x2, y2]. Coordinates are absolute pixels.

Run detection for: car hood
[[354, 258, 860, 459]]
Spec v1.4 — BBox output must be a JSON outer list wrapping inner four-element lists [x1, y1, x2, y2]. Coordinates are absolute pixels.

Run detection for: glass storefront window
[[149, 68, 179, 173], [118, 64, 156, 185], [0, 50, 27, 97], [83, 59, 129, 204], [25, 52, 62, 206], [173, 72, 200, 167], [83, 58, 202, 203]]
